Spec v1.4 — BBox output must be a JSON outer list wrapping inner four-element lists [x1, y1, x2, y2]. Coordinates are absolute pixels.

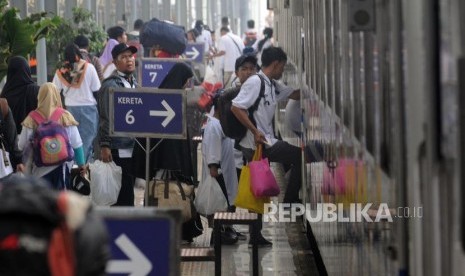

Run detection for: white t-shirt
[[201, 116, 238, 203], [218, 33, 244, 72], [53, 63, 101, 106], [232, 71, 294, 150], [197, 29, 212, 53]]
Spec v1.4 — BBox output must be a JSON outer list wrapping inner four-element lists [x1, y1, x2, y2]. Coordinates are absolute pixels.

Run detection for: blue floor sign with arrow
[[109, 88, 186, 139], [97, 208, 182, 276], [106, 234, 153, 275]]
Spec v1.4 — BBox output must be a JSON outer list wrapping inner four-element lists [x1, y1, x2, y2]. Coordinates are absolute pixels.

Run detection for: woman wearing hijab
[[101, 26, 128, 78], [132, 63, 203, 242], [100, 38, 119, 78], [17, 83, 86, 190], [53, 44, 101, 163], [0, 56, 39, 133], [133, 63, 194, 180]]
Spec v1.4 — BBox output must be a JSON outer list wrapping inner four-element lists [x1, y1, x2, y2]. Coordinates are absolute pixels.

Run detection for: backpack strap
[[0, 98, 9, 120], [249, 74, 266, 113], [245, 74, 266, 133], [49, 108, 66, 122], [29, 108, 65, 125], [29, 110, 46, 125]]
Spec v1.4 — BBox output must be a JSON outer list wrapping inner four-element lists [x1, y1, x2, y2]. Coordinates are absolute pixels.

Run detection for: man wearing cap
[[97, 43, 138, 206]]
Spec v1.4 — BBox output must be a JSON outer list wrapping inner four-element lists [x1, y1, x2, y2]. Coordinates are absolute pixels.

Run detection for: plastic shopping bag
[[194, 175, 228, 215], [89, 160, 122, 206], [249, 145, 280, 197], [234, 163, 270, 214], [204, 65, 219, 84]]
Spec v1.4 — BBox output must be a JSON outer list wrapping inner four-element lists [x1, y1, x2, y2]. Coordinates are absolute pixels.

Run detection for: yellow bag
[[234, 147, 270, 214]]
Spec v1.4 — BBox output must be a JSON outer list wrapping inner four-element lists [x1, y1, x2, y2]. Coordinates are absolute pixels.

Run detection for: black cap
[[235, 55, 258, 71], [111, 43, 138, 59]]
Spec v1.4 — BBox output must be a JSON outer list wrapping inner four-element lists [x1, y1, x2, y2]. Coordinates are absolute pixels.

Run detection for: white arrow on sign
[[106, 234, 152, 276], [185, 46, 200, 60], [150, 100, 175, 128]]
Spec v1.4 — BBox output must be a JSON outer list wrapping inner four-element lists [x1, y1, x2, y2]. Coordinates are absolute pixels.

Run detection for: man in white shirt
[[231, 47, 305, 205], [242, 20, 258, 47], [232, 47, 320, 246], [211, 27, 244, 88], [215, 16, 230, 42], [194, 20, 213, 54]]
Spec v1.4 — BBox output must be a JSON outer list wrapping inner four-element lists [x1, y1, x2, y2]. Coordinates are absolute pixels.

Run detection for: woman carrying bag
[[17, 83, 87, 190]]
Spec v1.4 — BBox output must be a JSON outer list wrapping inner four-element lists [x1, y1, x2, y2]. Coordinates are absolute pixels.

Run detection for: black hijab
[[0, 56, 39, 133], [133, 62, 196, 182], [159, 62, 193, 89]]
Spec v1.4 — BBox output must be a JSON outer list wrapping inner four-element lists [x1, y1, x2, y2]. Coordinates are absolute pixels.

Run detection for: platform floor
[[134, 162, 320, 275]]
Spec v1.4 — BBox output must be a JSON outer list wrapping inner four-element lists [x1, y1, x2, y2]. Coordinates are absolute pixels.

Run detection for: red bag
[[249, 145, 280, 197], [197, 82, 222, 111]]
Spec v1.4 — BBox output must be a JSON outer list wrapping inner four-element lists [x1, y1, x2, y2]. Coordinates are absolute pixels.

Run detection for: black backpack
[[217, 75, 265, 141]]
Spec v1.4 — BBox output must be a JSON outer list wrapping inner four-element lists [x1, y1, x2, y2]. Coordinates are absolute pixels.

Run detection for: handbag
[[194, 174, 228, 215], [249, 144, 280, 197], [70, 167, 91, 196], [234, 154, 270, 214], [197, 82, 222, 111], [89, 160, 122, 206], [148, 170, 194, 222]]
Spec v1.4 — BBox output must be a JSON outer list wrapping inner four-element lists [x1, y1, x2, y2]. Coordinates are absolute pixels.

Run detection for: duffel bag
[[140, 18, 187, 55], [148, 171, 194, 222]]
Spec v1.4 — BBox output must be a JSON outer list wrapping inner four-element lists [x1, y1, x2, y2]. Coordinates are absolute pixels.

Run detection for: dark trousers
[[241, 140, 302, 239], [242, 140, 302, 204], [43, 165, 69, 190], [236, 167, 242, 182], [111, 150, 135, 206]]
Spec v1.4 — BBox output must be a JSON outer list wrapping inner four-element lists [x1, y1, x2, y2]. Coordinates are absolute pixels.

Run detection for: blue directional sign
[[139, 58, 192, 88], [109, 88, 186, 139], [97, 208, 181, 276], [184, 42, 205, 63]]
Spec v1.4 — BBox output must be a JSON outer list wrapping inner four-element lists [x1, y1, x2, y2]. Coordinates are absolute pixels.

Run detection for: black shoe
[[210, 227, 239, 246], [248, 235, 272, 247], [221, 228, 238, 245], [235, 231, 247, 241], [224, 226, 247, 241]]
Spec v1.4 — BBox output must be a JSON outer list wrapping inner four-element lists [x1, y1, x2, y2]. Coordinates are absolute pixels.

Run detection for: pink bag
[[249, 145, 280, 197]]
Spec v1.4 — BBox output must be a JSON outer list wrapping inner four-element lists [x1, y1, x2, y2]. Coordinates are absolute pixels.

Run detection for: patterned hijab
[[22, 82, 78, 129], [55, 44, 87, 89]]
